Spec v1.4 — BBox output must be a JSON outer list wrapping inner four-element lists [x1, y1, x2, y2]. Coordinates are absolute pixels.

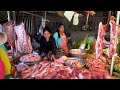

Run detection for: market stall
[[0, 11, 120, 79]]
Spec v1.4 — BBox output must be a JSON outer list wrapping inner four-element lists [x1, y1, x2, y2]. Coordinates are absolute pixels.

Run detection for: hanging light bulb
[[56, 11, 64, 17]]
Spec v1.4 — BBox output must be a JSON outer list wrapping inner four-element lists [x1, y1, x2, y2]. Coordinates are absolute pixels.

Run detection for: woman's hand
[[66, 37, 71, 42], [47, 52, 56, 61], [51, 54, 56, 61]]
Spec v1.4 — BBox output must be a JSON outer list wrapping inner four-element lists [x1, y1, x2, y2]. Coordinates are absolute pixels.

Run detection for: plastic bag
[[15, 62, 29, 72]]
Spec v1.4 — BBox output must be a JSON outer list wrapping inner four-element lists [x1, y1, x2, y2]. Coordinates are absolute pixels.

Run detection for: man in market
[[103, 16, 116, 48]]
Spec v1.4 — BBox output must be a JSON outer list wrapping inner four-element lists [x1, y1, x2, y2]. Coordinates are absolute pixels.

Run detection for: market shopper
[[53, 23, 68, 56], [104, 16, 116, 44], [39, 26, 57, 61], [0, 32, 11, 76]]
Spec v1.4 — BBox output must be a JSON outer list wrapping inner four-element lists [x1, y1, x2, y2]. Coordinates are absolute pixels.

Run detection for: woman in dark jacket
[[39, 26, 57, 60]]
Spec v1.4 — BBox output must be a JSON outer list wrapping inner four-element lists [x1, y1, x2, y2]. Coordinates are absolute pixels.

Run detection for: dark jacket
[[39, 36, 57, 55], [105, 23, 110, 41]]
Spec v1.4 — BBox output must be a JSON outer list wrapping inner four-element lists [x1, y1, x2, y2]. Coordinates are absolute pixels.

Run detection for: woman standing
[[40, 26, 57, 60], [53, 23, 68, 56]]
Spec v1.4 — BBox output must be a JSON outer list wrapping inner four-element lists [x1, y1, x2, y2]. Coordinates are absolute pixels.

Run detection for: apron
[[59, 34, 68, 55]]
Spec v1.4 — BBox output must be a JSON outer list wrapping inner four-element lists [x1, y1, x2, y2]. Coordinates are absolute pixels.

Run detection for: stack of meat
[[17, 61, 80, 79], [64, 60, 83, 68], [3, 21, 16, 47], [17, 56, 82, 79], [86, 59, 106, 69], [78, 59, 112, 79], [20, 54, 41, 63]]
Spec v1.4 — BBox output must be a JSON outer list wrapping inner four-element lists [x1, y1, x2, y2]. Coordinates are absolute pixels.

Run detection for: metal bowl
[[69, 49, 87, 58], [79, 48, 87, 53], [69, 49, 79, 52], [79, 53, 87, 59]]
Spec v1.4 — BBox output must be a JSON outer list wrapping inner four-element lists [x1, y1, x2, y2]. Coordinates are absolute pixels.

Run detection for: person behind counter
[[39, 26, 57, 61], [53, 23, 68, 56], [103, 16, 116, 44]]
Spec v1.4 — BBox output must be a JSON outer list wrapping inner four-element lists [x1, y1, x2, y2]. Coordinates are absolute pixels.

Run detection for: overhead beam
[[19, 11, 43, 18]]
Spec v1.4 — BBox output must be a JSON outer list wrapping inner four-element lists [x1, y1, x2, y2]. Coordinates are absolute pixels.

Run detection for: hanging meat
[[14, 22, 27, 53], [24, 35, 33, 53], [3, 21, 16, 47], [109, 20, 117, 58], [14, 22, 33, 53], [95, 22, 106, 59]]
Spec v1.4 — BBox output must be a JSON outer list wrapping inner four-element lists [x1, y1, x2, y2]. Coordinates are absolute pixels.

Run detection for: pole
[[110, 11, 120, 75], [13, 11, 18, 61], [45, 11, 46, 20], [7, 11, 14, 60], [114, 11, 120, 49], [7, 11, 10, 21]]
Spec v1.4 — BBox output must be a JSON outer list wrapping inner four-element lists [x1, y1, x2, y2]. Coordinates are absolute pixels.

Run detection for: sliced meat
[[44, 71, 57, 79]]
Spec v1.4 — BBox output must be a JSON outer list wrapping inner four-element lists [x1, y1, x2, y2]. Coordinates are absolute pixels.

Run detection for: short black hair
[[43, 26, 51, 34]]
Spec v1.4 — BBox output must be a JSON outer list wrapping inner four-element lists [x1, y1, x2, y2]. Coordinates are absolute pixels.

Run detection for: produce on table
[[117, 34, 120, 56], [113, 64, 120, 73], [107, 56, 120, 65], [106, 65, 110, 70], [106, 55, 120, 78], [112, 72, 120, 78], [73, 40, 83, 49], [103, 48, 109, 56], [86, 54, 96, 60], [87, 44, 95, 54], [83, 34, 88, 45]]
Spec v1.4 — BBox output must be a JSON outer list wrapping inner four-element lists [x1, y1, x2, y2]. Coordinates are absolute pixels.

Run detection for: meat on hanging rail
[[3, 21, 16, 47], [109, 20, 117, 58], [95, 22, 106, 59]]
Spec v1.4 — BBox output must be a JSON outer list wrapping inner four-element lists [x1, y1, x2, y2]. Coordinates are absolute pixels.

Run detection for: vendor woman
[[39, 26, 57, 60], [53, 23, 68, 56]]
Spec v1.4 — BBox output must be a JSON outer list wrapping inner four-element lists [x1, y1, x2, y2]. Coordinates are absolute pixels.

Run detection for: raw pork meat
[[95, 22, 105, 59], [14, 22, 33, 53], [109, 20, 117, 58], [3, 21, 16, 47], [86, 59, 106, 69], [14, 22, 27, 53], [20, 54, 41, 62]]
